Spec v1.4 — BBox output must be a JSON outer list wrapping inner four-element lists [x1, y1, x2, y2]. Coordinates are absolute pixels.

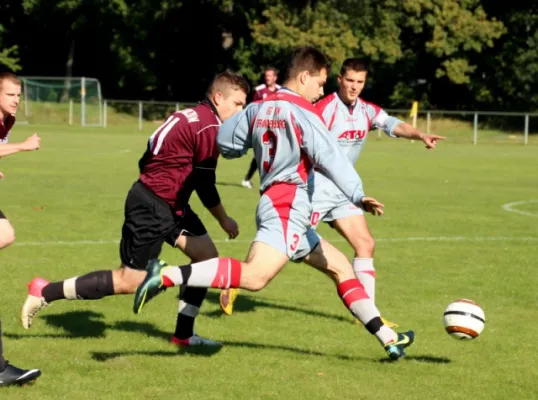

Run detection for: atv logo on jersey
[[337, 130, 367, 141]]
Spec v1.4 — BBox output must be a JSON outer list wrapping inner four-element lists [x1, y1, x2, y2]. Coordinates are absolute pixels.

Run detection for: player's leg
[[134, 185, 304, 313], [20, 180, 170, 329], [169, 208, 221, 347], [0, 319, 41, 386], [327, 204, 398, 327], [241, 158, 257, 189], [302, 237, 414, 360], [0, 211, 15, 249]]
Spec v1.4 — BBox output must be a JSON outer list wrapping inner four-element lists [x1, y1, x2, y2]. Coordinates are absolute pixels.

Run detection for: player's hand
[[421, 133, 445, 149], [0, 171, 4, 179], [361, 197, 384, 216], [220, 216, 239, 239], [21, 134, 41, 151]]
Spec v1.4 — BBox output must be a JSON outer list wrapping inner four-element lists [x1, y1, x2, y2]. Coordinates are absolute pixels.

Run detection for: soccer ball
[[443, 299, 485, 340]]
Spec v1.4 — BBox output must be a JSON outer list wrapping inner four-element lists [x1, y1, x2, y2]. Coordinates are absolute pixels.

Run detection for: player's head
[[283, 46, 331, 103], [207, 70, 249, 122], [263, 67, 278, 87], [337, 58, 368, 104], [0, 72, 21, 118]]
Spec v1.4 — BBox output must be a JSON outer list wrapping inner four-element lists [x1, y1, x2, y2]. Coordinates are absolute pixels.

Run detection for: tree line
[[0, 0, 536, 111]]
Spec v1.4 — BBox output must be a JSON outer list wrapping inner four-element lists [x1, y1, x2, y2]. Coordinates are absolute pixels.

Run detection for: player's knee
[[243, 274, 271, 291], [356, 234, 375, 255], [0, 225, 15, 249]]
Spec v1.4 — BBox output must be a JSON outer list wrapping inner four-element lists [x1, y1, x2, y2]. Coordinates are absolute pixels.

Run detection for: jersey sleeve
[[216, 104, 256, 159], [366, 103, 402, 137], [297, 110, 366, 206], [193, 124, 221, 209]]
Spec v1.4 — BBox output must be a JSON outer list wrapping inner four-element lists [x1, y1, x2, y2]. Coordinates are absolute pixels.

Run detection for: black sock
[[365, 316, 384, 335], [0, 320, 5, 372], [42, 271, 114, 303], [244, 158, 257, 181], [174, 287, 208, 339]]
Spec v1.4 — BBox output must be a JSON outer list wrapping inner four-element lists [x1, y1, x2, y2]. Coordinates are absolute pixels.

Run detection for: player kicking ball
[[133, 46, 415, 361], [220, 59, 445, 323]]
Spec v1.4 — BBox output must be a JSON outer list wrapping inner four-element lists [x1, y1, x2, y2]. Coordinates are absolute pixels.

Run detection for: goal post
[[18, 76, 103, 126]]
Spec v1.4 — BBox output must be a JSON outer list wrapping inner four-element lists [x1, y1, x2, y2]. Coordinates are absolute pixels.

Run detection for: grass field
[[0, 124, 537, 399]]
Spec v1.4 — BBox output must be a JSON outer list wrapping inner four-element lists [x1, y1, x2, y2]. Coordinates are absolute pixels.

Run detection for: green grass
[[0, 125, 537, 399]]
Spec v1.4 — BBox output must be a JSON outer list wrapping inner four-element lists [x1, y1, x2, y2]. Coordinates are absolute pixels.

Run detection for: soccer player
[[220, 59, 446, 321], [311, 58, 445, 325], [133, 46, 415, 361], [21, 70, 249, 347], [0, 72, 41, 386], [241, 67, 280, 190]]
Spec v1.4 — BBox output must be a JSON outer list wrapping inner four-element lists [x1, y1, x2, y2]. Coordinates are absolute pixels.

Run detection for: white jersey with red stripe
[[309, 93, 403, 206], [217, 88, 366, 204]]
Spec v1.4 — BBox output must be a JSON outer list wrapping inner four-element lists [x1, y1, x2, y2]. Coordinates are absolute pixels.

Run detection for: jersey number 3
[[262, 130, 277, 173]]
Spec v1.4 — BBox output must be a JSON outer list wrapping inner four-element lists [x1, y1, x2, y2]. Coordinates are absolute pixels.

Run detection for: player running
[[21, 70, 249, 348], [133, 46, 415, 361], [220, 58, 446, 323]]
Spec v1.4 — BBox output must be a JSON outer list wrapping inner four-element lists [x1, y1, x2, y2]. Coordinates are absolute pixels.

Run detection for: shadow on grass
[[378, 355, 451, 364], [200, 291, 351, 325], [91, 340, 368, 363]]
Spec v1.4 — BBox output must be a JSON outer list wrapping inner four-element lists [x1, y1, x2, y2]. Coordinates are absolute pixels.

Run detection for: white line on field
[[502, 200, 538, 217], [12, 236, 538, 247]]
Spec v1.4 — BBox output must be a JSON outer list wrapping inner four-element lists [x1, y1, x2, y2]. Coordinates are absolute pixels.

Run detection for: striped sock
[[162, 257, 242, 289], [337, 279, 396, 344], [353, 258, 375, 301]]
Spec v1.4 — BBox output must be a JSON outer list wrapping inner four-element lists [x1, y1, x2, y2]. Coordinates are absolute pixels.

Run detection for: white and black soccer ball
[[443, 299, 485, 340]]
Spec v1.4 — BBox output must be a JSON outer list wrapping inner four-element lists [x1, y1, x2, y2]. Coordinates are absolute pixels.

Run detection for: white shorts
[[310, 193, 363, 229]]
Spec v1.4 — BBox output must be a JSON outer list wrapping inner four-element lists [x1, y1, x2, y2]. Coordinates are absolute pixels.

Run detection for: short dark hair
[[283, 46, 331, 82], [0, 72, 21, 92], [340, 58, 368, 76], [207, 69, 250, 98]]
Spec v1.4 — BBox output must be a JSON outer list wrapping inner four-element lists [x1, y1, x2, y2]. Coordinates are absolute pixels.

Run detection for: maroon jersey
[[252, 84, 281, 101], [138, 101, 221, 216], [0, 115, 16, 143]]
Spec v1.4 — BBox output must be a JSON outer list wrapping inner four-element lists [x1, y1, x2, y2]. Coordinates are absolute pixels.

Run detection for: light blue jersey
[[217, 88, 369, 259]]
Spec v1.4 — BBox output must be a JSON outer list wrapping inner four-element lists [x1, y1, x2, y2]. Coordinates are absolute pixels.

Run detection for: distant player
[[21, 71, 249, 347], [0, 72, 41, 386], [221, 58, 446, 322], [241, 67, 280, 190], [133, 46, 415, 361]]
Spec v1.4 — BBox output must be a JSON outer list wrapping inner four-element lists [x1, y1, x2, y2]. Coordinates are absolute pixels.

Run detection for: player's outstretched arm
[[392, 123, 446, 149], [0, 133, 40, 157]]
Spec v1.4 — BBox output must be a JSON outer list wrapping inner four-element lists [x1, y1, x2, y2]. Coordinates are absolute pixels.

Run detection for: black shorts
[[119, 180, 207, 270], [0, 210, 6, 219]]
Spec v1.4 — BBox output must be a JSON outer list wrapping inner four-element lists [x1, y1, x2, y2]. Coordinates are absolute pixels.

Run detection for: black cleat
[[0, 362, 41, 386]]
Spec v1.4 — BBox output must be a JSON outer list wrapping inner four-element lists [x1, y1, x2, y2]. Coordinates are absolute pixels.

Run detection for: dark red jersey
[[138, 101, 221, 215], [0, 115, 16, 143], [252, 84, 281, 101]]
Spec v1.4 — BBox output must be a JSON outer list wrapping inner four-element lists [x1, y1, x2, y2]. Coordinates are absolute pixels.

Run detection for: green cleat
[[133, 259, 170, 314], [384, 330, 415, 361]]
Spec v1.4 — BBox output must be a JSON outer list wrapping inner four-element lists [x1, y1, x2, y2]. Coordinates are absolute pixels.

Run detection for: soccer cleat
[[21, 277, 50, 329], [355, 317, 399, 328], [241, 180, 253, 189], [0, 362, 41, 386], [170, 335, 223, 348], [384, 330, 415, 361], [219, 288, 240, 315], [133, 259, 169, 314]]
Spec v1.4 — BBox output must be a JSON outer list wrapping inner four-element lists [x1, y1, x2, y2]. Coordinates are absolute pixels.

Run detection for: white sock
[[375, 324, 397, 345], [353, 258, 375, 301]]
